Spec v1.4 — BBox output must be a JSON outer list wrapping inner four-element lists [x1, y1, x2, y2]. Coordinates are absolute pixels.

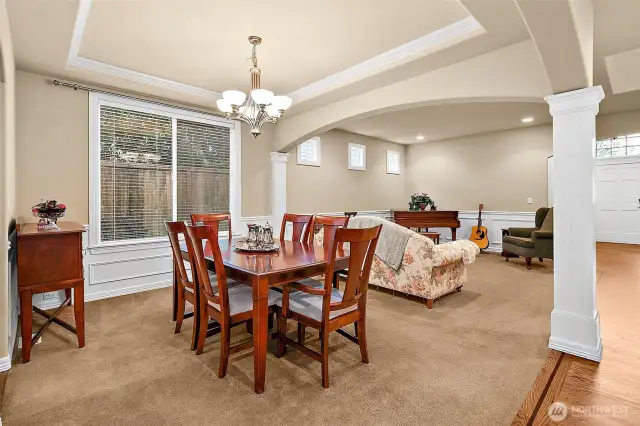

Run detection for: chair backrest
[[308, 215, 350, 252], [280, 213, 313, 242], [165, 221, 193, 289], [534, 208, 550, 229], [190, 213, 232, 237], [323, 225, 382, 317], [184, 225, 229, 314]]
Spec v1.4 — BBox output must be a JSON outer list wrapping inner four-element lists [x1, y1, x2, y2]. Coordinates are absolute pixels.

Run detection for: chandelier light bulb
[[222, 90, 247, 107], [271, 96, 292, 111], [251, 89, 274, 106], [216, 99, 233, 113], [266, 105, 281, 117]]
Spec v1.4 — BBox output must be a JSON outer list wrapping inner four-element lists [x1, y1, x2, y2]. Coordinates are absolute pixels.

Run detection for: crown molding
[[68, 1, 481, 104], [287, 16, 483, 105], [67, 0, 221, 99]]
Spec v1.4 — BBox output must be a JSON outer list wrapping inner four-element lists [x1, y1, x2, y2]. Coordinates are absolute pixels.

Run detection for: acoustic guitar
[[470, 203, 489, 250]]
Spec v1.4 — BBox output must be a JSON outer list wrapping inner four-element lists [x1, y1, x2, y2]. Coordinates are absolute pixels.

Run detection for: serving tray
[[233, 239, 280, 253]]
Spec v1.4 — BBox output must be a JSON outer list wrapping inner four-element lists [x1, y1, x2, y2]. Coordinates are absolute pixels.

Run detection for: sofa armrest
[[507, 227, 537, 238], [532, 230, 553, 240]]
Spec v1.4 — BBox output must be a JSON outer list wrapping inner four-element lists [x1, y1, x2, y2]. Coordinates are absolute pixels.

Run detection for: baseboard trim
[[85, 280, 173, 303], [549, 337, 603, 362], [0, 354, 12, 372]]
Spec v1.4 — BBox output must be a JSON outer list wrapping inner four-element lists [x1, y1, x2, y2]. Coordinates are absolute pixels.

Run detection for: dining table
[[178, 237, 349, 394]]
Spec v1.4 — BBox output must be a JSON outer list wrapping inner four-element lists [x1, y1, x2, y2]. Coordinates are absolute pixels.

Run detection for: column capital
[[545, 86, 605, 117], [270, 152, 290, 163]]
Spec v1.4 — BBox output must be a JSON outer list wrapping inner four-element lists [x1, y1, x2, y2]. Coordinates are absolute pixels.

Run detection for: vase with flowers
[[32, 200, 67, 230], [408, 193, 437, 211]]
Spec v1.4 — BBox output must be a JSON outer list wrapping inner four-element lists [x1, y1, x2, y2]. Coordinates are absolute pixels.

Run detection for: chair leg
[[525, 257, 532, 270], [539, 257, 543, 262], [268, 311, 275, 331], [218, 320, 230, 379], [425, 299, 434, 309], [174, 289, 185, 334], [354, 321, 359, 338], [65, 288, 72, 306], [297, 323, 306, 345], [190, 305, 198, 351], [195, 305, 208, 355], [320, 327, 330, 389], [456, 285, 463, 292], [332, 271, 340, 289], [357, 319, 369, 364], [276, 313, 287, 358]]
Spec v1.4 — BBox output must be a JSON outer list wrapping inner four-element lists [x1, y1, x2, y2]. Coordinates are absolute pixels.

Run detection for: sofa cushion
[[503, 235, 535, 249]]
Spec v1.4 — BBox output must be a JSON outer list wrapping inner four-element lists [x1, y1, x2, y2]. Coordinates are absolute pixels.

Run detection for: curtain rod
[[51, 79, 227, 118]]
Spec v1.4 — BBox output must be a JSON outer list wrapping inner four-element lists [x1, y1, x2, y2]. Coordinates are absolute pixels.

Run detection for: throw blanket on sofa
[[348, 216, 411, 270]]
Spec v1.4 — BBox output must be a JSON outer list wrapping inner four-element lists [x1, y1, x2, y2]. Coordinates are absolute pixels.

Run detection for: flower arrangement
[[32, 199, 67, 230], [408, 193, 437, 211]]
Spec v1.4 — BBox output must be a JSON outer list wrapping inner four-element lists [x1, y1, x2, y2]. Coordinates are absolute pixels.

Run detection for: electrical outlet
[[527, 198, 533, 204], [42, 292, 58, 300]]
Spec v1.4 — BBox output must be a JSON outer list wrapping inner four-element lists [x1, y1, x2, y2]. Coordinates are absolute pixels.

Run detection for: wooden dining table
[[178, 237, 349, 394]]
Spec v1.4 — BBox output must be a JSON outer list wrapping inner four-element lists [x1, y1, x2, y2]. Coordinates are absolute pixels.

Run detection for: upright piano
[[392, 210, 461, 241]]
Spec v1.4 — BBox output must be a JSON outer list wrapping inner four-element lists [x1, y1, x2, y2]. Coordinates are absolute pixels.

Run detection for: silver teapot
[[258, 222, 274, 246]]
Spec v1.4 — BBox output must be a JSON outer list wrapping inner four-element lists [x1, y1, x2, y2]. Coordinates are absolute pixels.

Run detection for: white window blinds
[[100, 106, 173, 242], [297, 137, 321, 166], [98, 103, 232, 243], [176, 120, 231, 231]]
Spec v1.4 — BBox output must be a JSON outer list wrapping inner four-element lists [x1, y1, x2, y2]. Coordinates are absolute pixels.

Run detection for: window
[[386, 150, 400, 175], [348, 142, 366, 171], [595, 134, 640, 159], [297, 137, 321, 166], [89, 93, 239, 246]]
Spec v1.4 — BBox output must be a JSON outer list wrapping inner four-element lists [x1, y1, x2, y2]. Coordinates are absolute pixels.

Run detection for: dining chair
[[307, 215, 350, 289], [279, 213, 313, 242], [190, 213, 232, 238], [185, 224, 281, 378], [276, 225, 382, 388], [165, 221, 200, 351]]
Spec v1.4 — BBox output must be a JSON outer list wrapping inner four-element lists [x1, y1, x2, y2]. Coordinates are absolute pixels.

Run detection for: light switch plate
[[527, 198, 533, 204]]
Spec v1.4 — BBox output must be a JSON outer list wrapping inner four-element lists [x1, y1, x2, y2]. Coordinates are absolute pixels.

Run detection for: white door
[[595, 158, 640, 244]]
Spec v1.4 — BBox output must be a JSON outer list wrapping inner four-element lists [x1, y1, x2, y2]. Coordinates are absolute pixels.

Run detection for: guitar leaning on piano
[[469, 204, 489, 250]]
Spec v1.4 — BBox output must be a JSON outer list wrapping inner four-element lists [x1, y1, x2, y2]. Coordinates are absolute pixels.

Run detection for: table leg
[[252, 276, 269, 394], [19, 289, 33, 363], [451, 228, 457, 241], [74, 282, 86, 348]]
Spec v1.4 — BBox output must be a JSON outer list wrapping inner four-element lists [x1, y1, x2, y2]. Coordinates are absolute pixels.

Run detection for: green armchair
[[502, 207, 553, 270]]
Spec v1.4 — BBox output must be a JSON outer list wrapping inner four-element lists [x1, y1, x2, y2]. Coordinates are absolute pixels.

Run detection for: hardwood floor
[[513, 243, 640, 425]]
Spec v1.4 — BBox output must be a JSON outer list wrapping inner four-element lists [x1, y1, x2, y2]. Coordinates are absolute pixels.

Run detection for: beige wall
[[406, 125, 553, 212], [15, 70, 272, 224], [597, 110, 640, 139], [287, 129, 406, 213]]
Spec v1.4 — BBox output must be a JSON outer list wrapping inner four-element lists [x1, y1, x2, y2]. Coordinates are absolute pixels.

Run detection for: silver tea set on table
[[234, 223, 279, 252]]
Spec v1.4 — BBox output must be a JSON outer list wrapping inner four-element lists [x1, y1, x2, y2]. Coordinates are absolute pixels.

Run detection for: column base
[[549, 309, 603, 362]]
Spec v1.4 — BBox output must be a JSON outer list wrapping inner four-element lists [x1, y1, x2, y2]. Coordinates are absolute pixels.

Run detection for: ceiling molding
[[67, 1, 481, 104], [287, 16, 483, 105], [67, 0, 221, 99]]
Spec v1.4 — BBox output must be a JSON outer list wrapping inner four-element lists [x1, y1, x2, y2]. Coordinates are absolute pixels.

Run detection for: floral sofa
[[317, 216, 480, 308]]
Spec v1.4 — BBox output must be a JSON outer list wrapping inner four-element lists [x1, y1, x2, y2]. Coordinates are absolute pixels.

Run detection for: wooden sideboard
[[17, 221, 86, 362], [391, 210, 461, 241]]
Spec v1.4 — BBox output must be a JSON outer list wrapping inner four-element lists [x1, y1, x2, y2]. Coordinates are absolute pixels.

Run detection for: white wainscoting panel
[[428, 210, 536, 252]]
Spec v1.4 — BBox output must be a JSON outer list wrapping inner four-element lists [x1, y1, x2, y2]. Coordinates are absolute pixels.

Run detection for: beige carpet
[[2, 253, 553, 426]]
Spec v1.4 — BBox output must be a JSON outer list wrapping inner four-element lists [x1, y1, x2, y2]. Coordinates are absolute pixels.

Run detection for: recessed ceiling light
[[521, 117, 534, 123], [416, 135, 425, 141]]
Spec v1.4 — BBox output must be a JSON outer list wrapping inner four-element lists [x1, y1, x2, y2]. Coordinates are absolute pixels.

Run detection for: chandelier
[[217, 36, 292, 138]]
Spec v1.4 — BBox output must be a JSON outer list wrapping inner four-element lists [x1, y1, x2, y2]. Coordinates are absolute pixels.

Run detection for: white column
[[546, 86, 604, 362], [270, 152, 289, 231]]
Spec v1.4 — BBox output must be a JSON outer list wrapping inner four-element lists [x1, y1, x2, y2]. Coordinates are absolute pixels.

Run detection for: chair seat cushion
[[277, 288, 357, 322], [185, 271, 238, 293], [209, 284, 281, 316], [295, 277, 324, 288], [503, 235, 535, 249]]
